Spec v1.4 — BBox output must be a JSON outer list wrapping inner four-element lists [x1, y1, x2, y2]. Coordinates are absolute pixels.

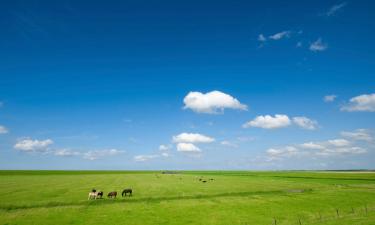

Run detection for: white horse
[[88, 191, 98, 200]]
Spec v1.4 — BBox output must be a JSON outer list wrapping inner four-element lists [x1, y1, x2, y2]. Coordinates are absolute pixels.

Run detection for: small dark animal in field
[[199, 178, 202, 181], [122, 188, 132, 197], [97, 191, 103, 199], [202, 180, 207, 183], [209, 178, 214, 181], [108, 191, 117, 198]]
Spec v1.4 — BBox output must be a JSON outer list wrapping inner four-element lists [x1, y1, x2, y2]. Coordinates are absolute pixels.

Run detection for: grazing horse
[[88, 191, 98, 200], [107, 191, 117, 198], [97, 191, 103, 199], [122, 188, 132, 197]]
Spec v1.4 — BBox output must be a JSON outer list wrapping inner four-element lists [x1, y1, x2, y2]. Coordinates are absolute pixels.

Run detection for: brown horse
[[107, 191, 117, 198], [122, 188, 132, 197]]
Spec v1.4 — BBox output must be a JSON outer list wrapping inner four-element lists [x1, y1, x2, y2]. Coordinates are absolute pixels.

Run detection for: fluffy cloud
[[292, 117, 318, 130], [83, 149, 124, 160], [176, 143, 201, 153], [134, 154, 159, 162], [14, 138, 53, 152], [341, 93, 375, 112], [309, 38, 327, 52], [325, 2, 347, 16], [324, 95, 337, 102], [183, 90, 247, 114], [269, 31, 291, 40], [0, 125, 8, 134], [173, 133, 214, 143], [243, 114, 291, 129], [341, 129, 373, 142]]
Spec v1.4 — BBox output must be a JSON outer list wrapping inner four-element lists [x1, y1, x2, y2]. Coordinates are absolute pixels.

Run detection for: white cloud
[[220, 141, 238, 148], [327, 139, 351, 147], [183, 90, 247, 114], [83, 149, 124, 160], [269, 31, 291, 40], [159, 144, 171, 151], [243, 114, 291, 129], [176, 143, 201, 153], [341, 129, 373, 142], [326, 2, 347, 16], [134, 154, 159, 162], [309, 38, 327, 52], [324, 95, 337, 102], [14, 138, 53, 152], [292, 116, 318, 130], [173, 132, 214, 143], [266, 146, 299, 161], [161, 152, 170, 157], [300, 142, 326, 150], [258, 34, 267, 42], [341, 93, 375, 112], [266, 136, 368, 161], [0, 125, 8, 134], [296, 41, 303, 48], [54, 149, 80, 157]]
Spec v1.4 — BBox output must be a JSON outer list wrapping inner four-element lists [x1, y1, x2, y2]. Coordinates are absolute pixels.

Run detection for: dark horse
[[122, 188, 132, 197], [107, 191, 117, 198]]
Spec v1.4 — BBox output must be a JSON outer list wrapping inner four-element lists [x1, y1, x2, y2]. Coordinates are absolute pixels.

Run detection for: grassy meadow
[[0, 170, 374, 225]]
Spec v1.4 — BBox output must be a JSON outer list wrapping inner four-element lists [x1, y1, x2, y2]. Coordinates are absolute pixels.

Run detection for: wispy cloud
[[83, 149, 124, 160], [220, 140, 238, 148], [325, 2, 347, 16], [265, 129, 372, 161], [324, 95, 337, 102], [0, 125, 9, 134], [258, 34, 267, 42], [134, 154, 159, 162], [292, 117, 318, 130], [269, 31, 291, 40], [309, 38, 327, 52]]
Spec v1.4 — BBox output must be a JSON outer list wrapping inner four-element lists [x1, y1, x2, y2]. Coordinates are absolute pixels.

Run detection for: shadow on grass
[[0, 189, 312, 211]]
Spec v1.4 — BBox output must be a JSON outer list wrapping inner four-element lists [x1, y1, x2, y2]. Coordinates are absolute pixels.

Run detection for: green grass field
[[0, 171, 375, 225]]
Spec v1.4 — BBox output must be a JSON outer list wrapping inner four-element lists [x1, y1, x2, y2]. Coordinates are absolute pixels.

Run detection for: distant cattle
[[88, 191, 98, 200], [122, 188, 132, 197], [202, 180, 207, 183], [97, 191, 103, 199], [108, 191, 117, 198]]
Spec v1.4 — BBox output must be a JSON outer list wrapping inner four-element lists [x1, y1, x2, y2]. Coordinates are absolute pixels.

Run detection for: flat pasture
[[0, 171, 374, 225]]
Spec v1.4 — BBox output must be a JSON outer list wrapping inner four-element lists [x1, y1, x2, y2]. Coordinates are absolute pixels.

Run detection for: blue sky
[[0, 0, 375, 170]]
